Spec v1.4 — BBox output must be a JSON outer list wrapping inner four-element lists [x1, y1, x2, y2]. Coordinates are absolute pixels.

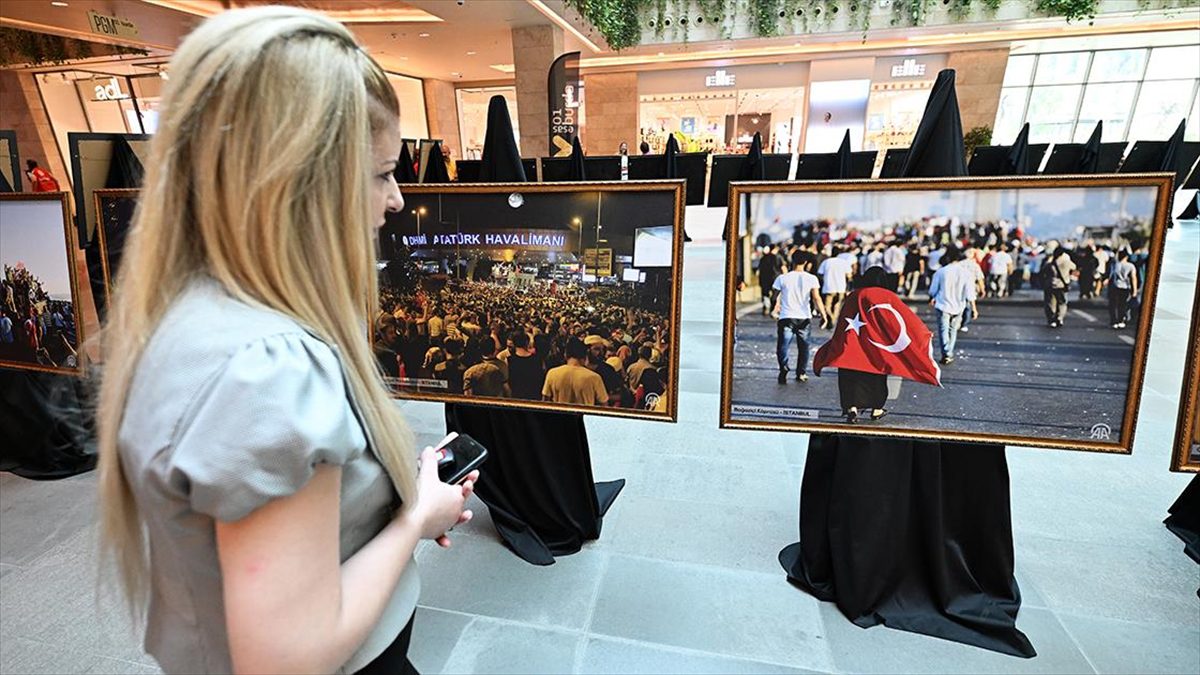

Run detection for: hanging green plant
[[748, 0, 783, 37], [0, 27, 147, 67], [563, 0, 644, 51], [1031, 0, 1100, 23], [652, 0, 667, 38]]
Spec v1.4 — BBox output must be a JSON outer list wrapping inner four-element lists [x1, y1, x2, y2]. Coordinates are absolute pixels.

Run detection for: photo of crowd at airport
[[723, 178, 1168, 450], [0, 195, 81, 374], [375, 184, 683, 419]]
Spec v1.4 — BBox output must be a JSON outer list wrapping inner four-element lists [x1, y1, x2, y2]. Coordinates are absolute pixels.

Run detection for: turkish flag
[[812, 287, 942, 387]]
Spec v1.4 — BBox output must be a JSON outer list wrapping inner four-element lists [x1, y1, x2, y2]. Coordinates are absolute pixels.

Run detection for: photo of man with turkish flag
[[812, 267, 941, 423], [724, 178, 1170, 449]]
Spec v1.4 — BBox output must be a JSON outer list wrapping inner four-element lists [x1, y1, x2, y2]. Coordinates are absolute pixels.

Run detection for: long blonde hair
[[97, 6, 416, 611]]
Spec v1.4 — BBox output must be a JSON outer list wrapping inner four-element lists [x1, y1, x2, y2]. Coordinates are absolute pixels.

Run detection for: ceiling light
[[418, 32, 431, 38], [466, 51, 477, 55], [51, 1, 69, 6]]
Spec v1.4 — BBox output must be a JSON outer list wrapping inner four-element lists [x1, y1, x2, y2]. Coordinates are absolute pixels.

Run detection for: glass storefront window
[[993, 87, 1029, 145], [1025, 84, 1083, 143], [1034, 52, 1090, 85], [1145, 44, 1200, 80], [1072, 82, 1138, 142], [1002, 55, 1036, 87], [1128, 80, 1199, 141], [1087, 49, 1147, 83]]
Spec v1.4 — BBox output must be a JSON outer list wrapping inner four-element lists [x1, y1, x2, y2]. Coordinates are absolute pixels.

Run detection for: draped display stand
[[443, 97, 624, 565], [778, 69, 1035, 657], [0, 133, 98, 478]]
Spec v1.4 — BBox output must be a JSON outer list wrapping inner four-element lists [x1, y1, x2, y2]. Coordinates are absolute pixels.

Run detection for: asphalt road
[[728, 287, 1137, 443]]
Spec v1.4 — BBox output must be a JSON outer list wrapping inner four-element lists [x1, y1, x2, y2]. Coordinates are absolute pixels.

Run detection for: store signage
[[548, 51, 581, 158], [87, 11, 140, 40], [890, 59, 927, 78], [402, 230, 569, 250], [92, 77, 130, 101], [705, 69, 736, 87], [582, 247, 613, 276]]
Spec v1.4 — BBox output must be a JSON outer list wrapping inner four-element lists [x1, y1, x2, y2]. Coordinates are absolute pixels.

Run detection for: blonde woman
[[96, 7, 475, 674]]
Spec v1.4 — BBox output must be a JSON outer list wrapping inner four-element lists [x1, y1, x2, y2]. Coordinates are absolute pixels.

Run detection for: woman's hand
[[402, 448, 479, 548]]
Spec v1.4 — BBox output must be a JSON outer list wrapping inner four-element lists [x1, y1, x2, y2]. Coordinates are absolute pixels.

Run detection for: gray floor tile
[[579, 636, 821, 674], [0, 562, 20, 580], [0, 528, 151, 665], [415, 537, 606, 630], [1057, 613, 1200, 675], [589, 554, 834, 672], [409, 607, 474, 675], [820, 604, 1094, 674], [608, 495, 796, 575], [0, 472, 98, 566], [87, 657, 162, 674], [0, 635, 156, 675], [1015, 534, 1200, 627], [438, 617, 580, 674], [618, 450, 797, 511]]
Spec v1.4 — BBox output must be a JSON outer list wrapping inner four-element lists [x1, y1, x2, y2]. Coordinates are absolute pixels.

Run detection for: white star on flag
[[845, 314, 866, 334]]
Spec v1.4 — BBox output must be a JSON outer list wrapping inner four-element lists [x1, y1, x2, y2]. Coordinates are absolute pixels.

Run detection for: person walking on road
[[928, 246, 974, 365], [1043, 245, 1077, 328], [1108, 249, 1139, 329], [772, 252, 828, 385]]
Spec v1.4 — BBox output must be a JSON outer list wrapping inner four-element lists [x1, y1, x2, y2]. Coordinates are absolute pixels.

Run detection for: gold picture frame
[[92, 188, 140, 309], [376, 180, 686, 423], [0, 192, 87, 376], [720, 174, 1174, 453], [1171, 258, 1200, 472]]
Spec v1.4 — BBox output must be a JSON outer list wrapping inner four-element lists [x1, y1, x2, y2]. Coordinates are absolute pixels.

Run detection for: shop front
[[863, 54, 947, 154], [637, 63, 809, 155]]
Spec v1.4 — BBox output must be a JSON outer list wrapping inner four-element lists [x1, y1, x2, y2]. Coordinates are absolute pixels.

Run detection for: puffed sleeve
[[168, 333, 368, 522]]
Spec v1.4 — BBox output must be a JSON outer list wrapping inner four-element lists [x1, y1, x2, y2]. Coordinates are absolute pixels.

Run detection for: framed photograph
[[92, 188, 139, 307], [1171, 260, 1200, 472], [721, 174, 1174, 453], [0, 192, 86, 376], [376, 181, 685, 422]]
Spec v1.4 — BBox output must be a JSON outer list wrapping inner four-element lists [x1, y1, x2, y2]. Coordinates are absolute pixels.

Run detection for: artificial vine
[[748, 0, 783, 37], [562, 0, 643, 50], [0, 27, 147, 67], [1032, 0, 1100, 23]]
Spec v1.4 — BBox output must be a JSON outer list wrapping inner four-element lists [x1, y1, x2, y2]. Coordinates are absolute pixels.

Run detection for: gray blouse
[[118, 277, 419, 674]]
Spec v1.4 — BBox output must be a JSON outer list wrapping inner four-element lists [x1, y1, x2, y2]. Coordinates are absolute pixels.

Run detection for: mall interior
[[1, 0, 1199, 673]]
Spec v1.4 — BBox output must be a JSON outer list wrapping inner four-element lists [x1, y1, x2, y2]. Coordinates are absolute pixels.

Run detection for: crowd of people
[[755, 214, 1149, 386], [0, 263, 78, 369], [373, 273, 673, 412]]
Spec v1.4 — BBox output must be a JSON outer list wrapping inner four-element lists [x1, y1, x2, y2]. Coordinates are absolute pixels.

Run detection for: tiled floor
[[1, 207, 1198, 674]]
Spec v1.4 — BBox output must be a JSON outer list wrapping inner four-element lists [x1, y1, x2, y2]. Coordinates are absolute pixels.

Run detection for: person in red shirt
[[25, 160, 60, 192]]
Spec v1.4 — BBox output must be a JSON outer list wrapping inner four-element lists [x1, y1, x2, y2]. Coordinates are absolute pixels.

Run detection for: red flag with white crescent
[[812, 287, 942, 387]]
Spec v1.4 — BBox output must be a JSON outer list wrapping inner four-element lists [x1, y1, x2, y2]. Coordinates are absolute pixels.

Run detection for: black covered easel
[[443, 96, 624, 565], [779, 69, 1035, 657]]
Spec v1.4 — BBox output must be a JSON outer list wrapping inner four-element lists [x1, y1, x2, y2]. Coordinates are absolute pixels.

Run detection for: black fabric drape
[[478, 95, 525, 183], [723, 132, 764, 242], [1164, 475, 1200, 567], [568, 136, 586, 181], [1159, 118, 1186, 174], [835, 129, 852, 179], [1181, 194, 1199, 220], [423, 141, 451, 184], [1006, 123, 1032, 176], [394, 143, 418, 184], [442, 95, 622, 565], [662, 134, 692, 242], [1078, 121, 1103, 174], [0, 371, 96, 479], [0, 170, 11, 192], [783, 68, 1033, 657]]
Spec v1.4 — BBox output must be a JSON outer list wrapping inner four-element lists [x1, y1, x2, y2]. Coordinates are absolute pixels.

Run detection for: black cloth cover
[[1159, 118, 1186, 174], [394, 143, 418, 184], [423, 141, 451, 184], [0, 371, 96, 478], [1164, 475, 1200, 566], [835, 129, 853, 179], [739, 131, 766, 181], [899, 70, 966, 178], [478, 95, 526, 183], [1180, 193, 1199, 220], [783, 67, 1032, 657], [1007, 123, 1032, 176], [0, 170, 11, 192], [1078, 121, 1103, 174], [662, 134, 692, 241], [568, 136, 586, 181], [443, 94, 622, 565]]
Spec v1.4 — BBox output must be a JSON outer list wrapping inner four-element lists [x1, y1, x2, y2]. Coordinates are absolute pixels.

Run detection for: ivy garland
[[0, 27, 147, 67], [567, 0, 1200, 51]]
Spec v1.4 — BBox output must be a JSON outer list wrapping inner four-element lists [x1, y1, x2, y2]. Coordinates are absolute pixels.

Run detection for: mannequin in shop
[[780, 69, 1035, 658], [443, 95, 625, 566]]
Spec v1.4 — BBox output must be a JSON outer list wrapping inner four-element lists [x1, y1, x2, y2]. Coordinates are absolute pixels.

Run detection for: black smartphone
[[433, 432, 489, 484]]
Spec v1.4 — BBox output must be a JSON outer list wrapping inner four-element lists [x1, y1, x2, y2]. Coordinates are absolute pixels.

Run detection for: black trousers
[[355, 614, 418, 675], [1109, 287, 1130, 325]]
